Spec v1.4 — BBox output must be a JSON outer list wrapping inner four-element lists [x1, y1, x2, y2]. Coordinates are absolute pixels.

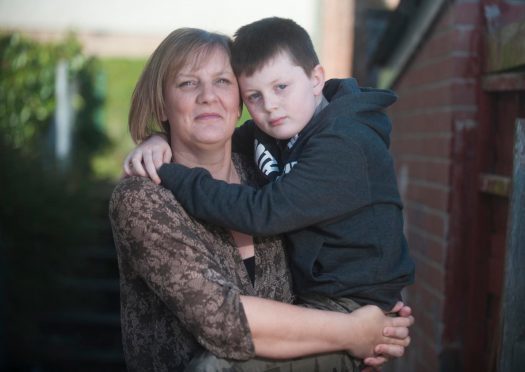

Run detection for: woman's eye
[[277, 84, 287, 90], [217, 78, 231, 85], [178, 81, 197, 88]]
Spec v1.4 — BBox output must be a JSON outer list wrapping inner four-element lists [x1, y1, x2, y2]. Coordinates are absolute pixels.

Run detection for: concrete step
[[44, 311, 121, 327], [38, 310, 124, 371], [39, 346, 126, 372], [66, 244, 119, 279], [76, 246, 117, 261], [59, 277, 120, 292]]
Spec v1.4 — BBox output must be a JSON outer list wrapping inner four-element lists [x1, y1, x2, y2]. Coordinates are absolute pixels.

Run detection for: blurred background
[[1, 0, 524, 371]]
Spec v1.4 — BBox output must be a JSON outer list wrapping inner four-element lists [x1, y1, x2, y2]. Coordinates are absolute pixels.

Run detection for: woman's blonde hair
[[129, 28, 233, 143]]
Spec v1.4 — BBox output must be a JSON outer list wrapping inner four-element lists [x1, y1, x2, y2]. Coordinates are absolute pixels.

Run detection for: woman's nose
[[197, 83, 217, 103]]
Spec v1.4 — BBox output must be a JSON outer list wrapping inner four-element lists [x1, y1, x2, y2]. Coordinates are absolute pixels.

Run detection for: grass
[[239, 105, 252, 125], [91, 57, 146, 180]]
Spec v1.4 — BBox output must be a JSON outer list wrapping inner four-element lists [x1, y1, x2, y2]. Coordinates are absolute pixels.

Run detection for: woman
[[110, 28, 412, 372]]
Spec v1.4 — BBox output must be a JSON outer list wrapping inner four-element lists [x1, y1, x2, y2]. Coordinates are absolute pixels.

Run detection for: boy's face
[[238, 52, 325, 140]]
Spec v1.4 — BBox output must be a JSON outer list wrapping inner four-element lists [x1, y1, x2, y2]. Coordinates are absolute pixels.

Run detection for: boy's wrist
[[146, 131, 168, 141]]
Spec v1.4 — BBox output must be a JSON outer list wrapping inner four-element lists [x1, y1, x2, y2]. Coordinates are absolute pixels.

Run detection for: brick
[[414, 306, 444, 347], [451, 80, 479, 105], [397, 158, 450, 186], [400, 54, 480, 88], [391, 134, 452, 159], [414, 27, 480, 65], [391, 110, 456, 134], [415, 359, 437, 372], [392, 112, 452, 134], [452, 2, 483, 25], [420, 31, 460, 61], [419, 280, 444, 310], [407, 227, 447, 264], [394, 80, 477, 112], [416, 335, 440, 372], [406, 204, 448, 238], [412, 251, 446, 294], [406, 55, 468, 86], [406, 324, 441, 372], [391, 100, 478, 120], [398, 172, 450, 205], [497, 2, 525, 24], [434, 4, 456, 30], [405, 181, 450, 213]]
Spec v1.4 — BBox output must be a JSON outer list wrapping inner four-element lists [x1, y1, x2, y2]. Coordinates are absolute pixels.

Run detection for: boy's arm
[[232, 120, 256, 158], [159, 129, 376, 236], [121, 121, 255, 184]]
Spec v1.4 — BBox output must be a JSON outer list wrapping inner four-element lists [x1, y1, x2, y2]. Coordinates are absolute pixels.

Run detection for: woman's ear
[[310, 64, 325, 96]]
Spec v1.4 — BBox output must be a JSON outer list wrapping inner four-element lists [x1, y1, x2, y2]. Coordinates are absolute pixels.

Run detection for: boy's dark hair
[[231, 17, 319, 77]]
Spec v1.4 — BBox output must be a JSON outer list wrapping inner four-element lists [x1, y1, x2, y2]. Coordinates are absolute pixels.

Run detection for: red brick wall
[[387, 2, 484, 371]]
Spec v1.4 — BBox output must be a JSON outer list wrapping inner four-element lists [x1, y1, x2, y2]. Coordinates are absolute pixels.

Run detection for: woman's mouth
[[195, 113, 222, 121]]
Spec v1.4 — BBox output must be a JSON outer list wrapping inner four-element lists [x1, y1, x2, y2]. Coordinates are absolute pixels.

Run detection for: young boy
[[128, 17, 414, 312]]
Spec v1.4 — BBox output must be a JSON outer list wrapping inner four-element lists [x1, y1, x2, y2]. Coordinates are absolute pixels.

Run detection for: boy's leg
[[295, 293, 364, 370], [186, 350, 359, 372], [185, 295, 363, 372], [296, 293, 361, 313]]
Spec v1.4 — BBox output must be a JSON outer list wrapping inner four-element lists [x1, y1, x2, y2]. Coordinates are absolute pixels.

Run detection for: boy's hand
[[123, 134, 172, 184]]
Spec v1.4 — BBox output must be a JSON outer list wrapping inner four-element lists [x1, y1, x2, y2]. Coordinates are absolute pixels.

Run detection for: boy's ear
[[310, 64, 325, 96]]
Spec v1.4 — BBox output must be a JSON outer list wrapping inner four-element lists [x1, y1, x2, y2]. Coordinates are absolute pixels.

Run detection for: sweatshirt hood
[[319, 78, 397, 147]]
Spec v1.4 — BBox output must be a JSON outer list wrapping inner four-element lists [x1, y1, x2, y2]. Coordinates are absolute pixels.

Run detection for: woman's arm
[[241, 296, 412, 360], [110, 177, 412, 361]]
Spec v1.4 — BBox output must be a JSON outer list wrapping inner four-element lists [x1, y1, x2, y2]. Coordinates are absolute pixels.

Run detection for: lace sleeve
[[109, 177, 255, 359]]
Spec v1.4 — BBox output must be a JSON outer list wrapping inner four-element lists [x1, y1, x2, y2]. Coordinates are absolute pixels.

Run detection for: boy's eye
[[246, 92, 262, 102]]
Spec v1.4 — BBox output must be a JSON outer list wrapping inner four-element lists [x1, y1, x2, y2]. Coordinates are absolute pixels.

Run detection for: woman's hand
[[123, 134, 172, 184], [344, 304, 413, 360], [361, 301, 414, 370]]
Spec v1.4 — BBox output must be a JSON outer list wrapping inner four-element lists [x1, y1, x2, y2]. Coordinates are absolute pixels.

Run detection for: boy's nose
[[263, 96, 278, 112]]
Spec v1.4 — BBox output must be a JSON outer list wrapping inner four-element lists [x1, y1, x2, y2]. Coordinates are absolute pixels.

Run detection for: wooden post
[[499, 118, 525, 371], [319, 0, 355, 79]]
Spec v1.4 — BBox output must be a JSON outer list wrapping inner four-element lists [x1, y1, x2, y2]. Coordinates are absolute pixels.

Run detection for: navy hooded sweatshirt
[[159, 78, 415, 309]]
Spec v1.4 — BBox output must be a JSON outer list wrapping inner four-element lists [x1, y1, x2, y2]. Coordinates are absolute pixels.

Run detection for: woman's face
[[163, 47, 240, 152]]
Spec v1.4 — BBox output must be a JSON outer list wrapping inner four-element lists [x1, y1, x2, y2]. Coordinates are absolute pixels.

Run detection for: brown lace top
[[109, 154, 293, 371]]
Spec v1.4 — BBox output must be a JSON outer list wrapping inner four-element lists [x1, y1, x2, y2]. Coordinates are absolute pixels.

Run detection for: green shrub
[[0, 32, 112, 366], [0, 32, 106, 154], [92, 58, 146, 179]]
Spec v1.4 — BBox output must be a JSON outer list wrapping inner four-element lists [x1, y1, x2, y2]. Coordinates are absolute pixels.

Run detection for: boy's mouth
[[269, 116, 286, 127]]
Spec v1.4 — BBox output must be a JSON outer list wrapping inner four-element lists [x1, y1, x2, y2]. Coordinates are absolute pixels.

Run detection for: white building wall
[[0, 0, 320, 57]]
